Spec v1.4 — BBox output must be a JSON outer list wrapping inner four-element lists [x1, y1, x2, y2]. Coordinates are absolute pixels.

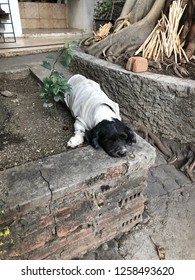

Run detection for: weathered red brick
[[126, 56, 148, 73]]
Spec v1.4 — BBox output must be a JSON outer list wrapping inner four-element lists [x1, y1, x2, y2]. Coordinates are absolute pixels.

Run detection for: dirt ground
[[0, 73, 74, 171], [148, 59, 195, 80]]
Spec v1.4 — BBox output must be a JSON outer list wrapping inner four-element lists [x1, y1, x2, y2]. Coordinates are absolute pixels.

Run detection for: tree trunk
[[86, 0, 166, 61], [179, 0, 195, 60], [115, 0, 154, 26], [185, 21, 195, 59]]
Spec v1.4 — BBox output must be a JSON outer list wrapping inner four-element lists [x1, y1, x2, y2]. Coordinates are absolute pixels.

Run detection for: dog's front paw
[[67, 137, 78, 148], [67, 134, 84, 148]]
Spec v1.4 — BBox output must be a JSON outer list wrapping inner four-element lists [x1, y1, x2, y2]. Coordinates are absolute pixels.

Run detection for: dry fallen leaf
[[150, 235, 166, 260], [156, 245, 166, 260]]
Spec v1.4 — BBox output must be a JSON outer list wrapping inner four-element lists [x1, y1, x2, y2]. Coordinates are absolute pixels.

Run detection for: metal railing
[[0, 0, 16, 43]]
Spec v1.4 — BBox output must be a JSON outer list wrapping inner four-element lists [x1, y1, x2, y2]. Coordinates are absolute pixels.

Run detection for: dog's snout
[[117, 147, 127, 157]]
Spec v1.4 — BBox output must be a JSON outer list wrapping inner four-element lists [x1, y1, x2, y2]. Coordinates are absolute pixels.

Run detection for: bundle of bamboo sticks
[[135, 0, 189, 63]]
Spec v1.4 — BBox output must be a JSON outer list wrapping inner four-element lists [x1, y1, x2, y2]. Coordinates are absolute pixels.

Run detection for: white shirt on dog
[[64, 74, 121, 148]]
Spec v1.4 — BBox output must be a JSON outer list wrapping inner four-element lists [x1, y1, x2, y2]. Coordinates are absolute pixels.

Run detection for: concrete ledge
[[70, 51, 195, 143], [0, 136, 155, 260]]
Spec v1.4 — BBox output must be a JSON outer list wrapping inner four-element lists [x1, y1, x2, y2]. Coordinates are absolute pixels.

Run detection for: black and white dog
[[64, 74, 136, 157]]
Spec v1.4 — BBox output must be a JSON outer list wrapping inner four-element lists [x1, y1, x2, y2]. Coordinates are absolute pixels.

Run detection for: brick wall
[[0, 136, 155, 259]]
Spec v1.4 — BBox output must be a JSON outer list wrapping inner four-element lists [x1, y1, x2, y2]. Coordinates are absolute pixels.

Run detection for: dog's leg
[[67, 120, 85, 148]]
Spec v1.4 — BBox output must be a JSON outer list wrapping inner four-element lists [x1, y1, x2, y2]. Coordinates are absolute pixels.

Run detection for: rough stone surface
[[126, 57, 148, 73], [0, 136, 156, 260], [70, 50, 195, 143]]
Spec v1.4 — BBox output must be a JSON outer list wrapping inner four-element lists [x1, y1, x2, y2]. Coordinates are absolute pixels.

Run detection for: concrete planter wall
[[70, 51, 195, 143]]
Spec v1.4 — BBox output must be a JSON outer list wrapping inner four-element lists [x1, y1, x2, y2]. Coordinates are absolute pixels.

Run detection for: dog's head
[[85, 119, 136, 157]]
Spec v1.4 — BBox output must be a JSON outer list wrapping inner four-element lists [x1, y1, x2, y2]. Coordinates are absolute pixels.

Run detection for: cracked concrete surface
[[80, 152, 195, 260], [39, 170, 58, 237], [119, 164, 194, 260]]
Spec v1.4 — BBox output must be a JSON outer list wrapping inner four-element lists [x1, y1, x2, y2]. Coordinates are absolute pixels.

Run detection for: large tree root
[[172, 63, 189, 77], [162, 60, 190, 77], [113, 16, 131, 33], [136, 125, 195, 182], [180, 146, 195, 182], [137, 126, 172, 158]]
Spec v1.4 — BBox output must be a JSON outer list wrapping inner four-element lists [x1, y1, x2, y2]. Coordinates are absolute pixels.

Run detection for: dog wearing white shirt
[[64, 74, 136, 157]]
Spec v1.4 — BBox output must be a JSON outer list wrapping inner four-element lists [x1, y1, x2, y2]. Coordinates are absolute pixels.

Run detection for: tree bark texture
[[86, 0, 166, 61]]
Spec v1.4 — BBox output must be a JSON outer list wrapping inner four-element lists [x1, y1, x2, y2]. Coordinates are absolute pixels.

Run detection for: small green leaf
[[66, 48, 74, 57], [43, 82, 51, 91], [63, 55, 72, 67], [64, 85, 72, 94], [52, 71, 60, 77], [39, 91, 46, 98], [51, 75, 57, 84], [43, 102, 53, 109], [43, 77, 51, 83], [61, 51, 70, 59], [70, 41, 78, 47], [60, 60, 69, 68], [64, 42, 70, 49], [53, 84, 60, 95], [42, 61, 52, 70], [46, 53, 54, 60], [57, 76, 67, 85], [53, 95, 63, 102]]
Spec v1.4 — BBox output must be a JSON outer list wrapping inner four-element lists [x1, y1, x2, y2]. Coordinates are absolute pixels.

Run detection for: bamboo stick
[[135, 0, 188, 63]]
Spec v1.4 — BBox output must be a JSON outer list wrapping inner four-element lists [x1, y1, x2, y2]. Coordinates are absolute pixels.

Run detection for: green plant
[[40, 41, 77, 110], [95, 0, 113, 20], [94, 0, 125, 21]]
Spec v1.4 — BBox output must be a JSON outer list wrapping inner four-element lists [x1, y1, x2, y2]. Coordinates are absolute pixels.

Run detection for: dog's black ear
[[113, 119, 136, 145], [85, 127, 100, 149], [124, 126, 136, 145], [119, 132, 128, 140]]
